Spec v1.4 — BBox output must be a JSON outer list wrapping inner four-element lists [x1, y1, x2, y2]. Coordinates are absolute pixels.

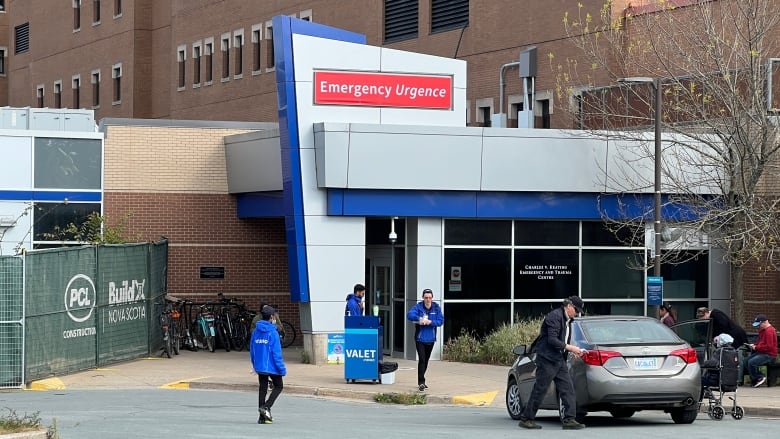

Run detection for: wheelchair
[[700, 346, 744, 420]]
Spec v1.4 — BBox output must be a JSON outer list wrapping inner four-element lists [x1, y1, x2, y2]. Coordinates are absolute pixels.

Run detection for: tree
[[551, 0, 780, 323]]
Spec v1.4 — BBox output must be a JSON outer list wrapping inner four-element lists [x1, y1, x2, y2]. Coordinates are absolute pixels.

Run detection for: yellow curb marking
[[27, 378, 66, 391], [160, 376, 208, 390], [452, 390, 498, 406]]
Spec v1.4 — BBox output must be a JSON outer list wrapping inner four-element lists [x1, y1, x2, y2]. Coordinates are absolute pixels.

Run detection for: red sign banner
[[313, 71, 453, 109]]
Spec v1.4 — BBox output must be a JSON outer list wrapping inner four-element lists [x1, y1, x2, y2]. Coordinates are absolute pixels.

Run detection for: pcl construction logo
[[64, 274, 97, 323]]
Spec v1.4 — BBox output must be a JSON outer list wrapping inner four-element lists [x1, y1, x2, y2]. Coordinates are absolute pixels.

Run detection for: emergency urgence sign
[[313, 70, 453, 109]]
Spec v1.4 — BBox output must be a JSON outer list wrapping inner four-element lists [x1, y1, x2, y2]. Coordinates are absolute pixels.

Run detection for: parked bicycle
[[193, 304, 216, 353], [157, 301, 179, 358]]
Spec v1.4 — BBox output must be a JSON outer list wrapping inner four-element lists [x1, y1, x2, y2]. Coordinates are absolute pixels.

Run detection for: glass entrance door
[[371, 258, 392, 355]]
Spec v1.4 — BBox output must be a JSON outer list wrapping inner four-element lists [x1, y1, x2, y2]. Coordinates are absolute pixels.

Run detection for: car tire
[[505, 378, 525, 420], [609, 409, 636, 418], [670, 406, 698, 424]]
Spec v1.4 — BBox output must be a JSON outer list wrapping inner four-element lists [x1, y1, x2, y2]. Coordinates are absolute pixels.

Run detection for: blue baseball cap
[[752, 314, 768, 327]]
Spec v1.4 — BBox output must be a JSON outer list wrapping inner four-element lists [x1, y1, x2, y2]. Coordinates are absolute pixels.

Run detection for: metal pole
[[653, 78, 662, 277]]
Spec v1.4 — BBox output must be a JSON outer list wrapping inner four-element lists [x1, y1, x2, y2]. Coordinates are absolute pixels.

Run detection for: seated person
[[700, 333, 738, 400], [743, 314, 778, 388]]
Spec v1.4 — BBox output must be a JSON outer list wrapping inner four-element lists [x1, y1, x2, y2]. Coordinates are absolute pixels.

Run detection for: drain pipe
[[496, 61, 521, 127]]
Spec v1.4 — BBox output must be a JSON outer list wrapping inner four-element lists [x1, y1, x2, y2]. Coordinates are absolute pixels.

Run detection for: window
[[33, 202, 101, 243], [0, 1, 5, 12], [91, 70, 100, 107], [251, 24, 262, 73], [384, 0, 418, 42], [264, 21, 274, 71], [114, 0, 121, 17], [14, 23, 30, 54], [233, 30, 243, 78], [204, 39, 214, 83], [221, 33, 230, 80], [536, 98, 551, 129], [112, 63, 121, 103], [36, 85, 44, 108], [299, 9, 312, 21], [431, 0, 468, 33], [177, 46, 186, 89], [192, 42, 201, 86], [35, 138, 102, 189], [54, 81, 62, 109], [0, 47, 6, 75], [73, 0, 81, 31], [93, 0, 101, 24], [72, 75, 81, 108]]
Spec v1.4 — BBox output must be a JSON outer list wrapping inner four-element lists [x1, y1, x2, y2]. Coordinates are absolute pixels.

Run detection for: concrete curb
[[0, 431, 48, 439]]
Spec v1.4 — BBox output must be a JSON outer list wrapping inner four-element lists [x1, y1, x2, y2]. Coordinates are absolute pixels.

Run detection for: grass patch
[[0, 407, 42, 434], [443, 316, 543, 366], [374, 392, 427, 405]]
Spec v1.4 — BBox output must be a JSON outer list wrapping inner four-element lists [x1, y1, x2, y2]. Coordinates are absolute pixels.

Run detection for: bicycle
[[157, 301, 178, 358], [194, 304, 216, 353]]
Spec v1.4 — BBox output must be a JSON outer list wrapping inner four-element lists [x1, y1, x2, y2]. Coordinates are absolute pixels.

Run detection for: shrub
[[0, 408, 41, 434], [374, 392, 426, 405], [443, 316, 544, 366]]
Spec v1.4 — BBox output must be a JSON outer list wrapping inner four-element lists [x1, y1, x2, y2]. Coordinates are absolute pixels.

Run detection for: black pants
[[520, 354, 577, 423], [415, 341, 434, 386], [258, 373, 284, 410]]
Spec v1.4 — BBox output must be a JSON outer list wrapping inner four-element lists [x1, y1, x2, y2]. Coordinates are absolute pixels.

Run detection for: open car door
[[672, 318, 713, 365]]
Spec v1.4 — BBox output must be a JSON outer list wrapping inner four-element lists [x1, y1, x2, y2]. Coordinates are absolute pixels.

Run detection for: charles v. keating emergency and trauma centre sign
[[313, 70, 453, 109]]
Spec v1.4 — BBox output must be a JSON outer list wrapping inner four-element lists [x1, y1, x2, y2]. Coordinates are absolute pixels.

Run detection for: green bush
[[0, 408, 41, 434], [443, 316, 543, 366], [374, 392, 426, 405]]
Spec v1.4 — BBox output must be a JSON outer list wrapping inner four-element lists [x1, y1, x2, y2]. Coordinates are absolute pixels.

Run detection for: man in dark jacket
[[518, 296, 586, 430]]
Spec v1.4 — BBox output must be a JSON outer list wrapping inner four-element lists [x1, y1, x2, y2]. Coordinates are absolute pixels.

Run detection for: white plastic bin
[[381, 372, 396, 384]]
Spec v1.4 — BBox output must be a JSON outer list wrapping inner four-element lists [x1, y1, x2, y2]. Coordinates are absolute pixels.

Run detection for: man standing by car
[[744, 314, 778, 387], [518, 296, 586, 430]]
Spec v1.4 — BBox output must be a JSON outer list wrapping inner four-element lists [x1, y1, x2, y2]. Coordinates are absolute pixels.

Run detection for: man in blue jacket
[[518, 296, 586, 430], [345, 283, 366, 316], [250, 305, 287, 424], [406, 288, 444, 391]]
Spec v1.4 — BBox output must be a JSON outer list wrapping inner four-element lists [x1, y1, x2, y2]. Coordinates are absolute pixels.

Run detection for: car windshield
[[581, 319, 682, 344]]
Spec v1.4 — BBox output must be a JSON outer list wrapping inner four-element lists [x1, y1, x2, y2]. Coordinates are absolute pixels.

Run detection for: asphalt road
[[3, 388, 779, 439]]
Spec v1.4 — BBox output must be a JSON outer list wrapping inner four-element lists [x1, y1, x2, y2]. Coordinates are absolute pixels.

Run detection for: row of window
[[72, 0, 123, 31], [176, 11, 311, 90], [384, 0, 469, 43], [34, 65, 121, 110]]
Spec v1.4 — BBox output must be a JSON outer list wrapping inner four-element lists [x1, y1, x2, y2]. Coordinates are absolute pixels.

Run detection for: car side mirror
[[512, 345, 527, 356]]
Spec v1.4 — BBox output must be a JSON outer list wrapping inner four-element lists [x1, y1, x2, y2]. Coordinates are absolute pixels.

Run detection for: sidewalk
[[28, 348, 780, 418]]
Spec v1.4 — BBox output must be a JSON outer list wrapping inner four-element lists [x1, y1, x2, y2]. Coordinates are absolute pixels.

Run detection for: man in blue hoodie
[[250, 305, 287, 424], [406, 288, 444, 391], [345, 283, 366, 316]]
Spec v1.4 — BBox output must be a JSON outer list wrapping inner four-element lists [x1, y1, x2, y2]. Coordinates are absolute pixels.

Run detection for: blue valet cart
[[344, 316, 383, 383]]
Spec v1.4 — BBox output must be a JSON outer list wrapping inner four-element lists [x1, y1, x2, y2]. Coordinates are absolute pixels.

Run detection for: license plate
[[633, 357, 659, 370]]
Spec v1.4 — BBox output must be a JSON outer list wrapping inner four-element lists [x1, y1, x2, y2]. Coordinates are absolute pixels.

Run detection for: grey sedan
[[505, 315, 701, 424]]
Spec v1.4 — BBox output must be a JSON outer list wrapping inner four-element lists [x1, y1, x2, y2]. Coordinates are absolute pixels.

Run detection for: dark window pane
[[515, 220, 578, 246], [33, 203, 101, 241], [34, 138, 102, 189], [581, 300, 644, 317], [581, 250, 644, 299], [582, 221, 641, 246], [443, 249, 510, 300], [445, 219, 510, 245], [514, 249, 578, 300], [658, 251, 709, 299], [442, 302, 509, 341]]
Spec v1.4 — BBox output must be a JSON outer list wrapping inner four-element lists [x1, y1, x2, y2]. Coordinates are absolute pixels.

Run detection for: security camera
[[388, 231, 397, 244]]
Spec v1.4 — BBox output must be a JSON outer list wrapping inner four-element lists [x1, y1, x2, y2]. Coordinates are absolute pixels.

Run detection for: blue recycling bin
[[344, 316, 382, 383]]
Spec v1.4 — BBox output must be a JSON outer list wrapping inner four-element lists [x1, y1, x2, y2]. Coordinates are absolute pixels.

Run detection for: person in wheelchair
[[700, 333, 739, 401]]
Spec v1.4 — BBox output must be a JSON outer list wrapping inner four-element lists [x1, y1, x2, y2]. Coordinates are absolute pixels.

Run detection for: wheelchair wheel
[[732, 406, 744, 420], [711, 405, 725, 420]]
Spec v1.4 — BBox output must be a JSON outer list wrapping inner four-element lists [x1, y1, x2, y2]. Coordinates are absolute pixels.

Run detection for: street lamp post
[[618, 77, 662, 276]]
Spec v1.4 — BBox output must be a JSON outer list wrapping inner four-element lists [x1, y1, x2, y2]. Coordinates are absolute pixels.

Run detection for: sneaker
[[423, 384, 429, 389], [419, 384, 426, 391], [257, 415, 265, 424], [562, 419, 586, 430], [518, 419, 542, 429], [753, 376, 767, 388], [260, 406, 273, 424]]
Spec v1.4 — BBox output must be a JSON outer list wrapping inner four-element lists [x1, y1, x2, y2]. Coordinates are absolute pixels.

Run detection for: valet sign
[[313, 70, 453, 109]]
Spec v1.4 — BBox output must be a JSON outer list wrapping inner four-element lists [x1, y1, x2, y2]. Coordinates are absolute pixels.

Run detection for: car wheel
[[505, 378, 524, 420], [609, 409, 636, 418], [670, 406, 698, 424]]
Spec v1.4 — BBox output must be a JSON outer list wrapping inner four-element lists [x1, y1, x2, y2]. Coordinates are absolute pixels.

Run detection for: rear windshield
[[581, 319, 682, 344]]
